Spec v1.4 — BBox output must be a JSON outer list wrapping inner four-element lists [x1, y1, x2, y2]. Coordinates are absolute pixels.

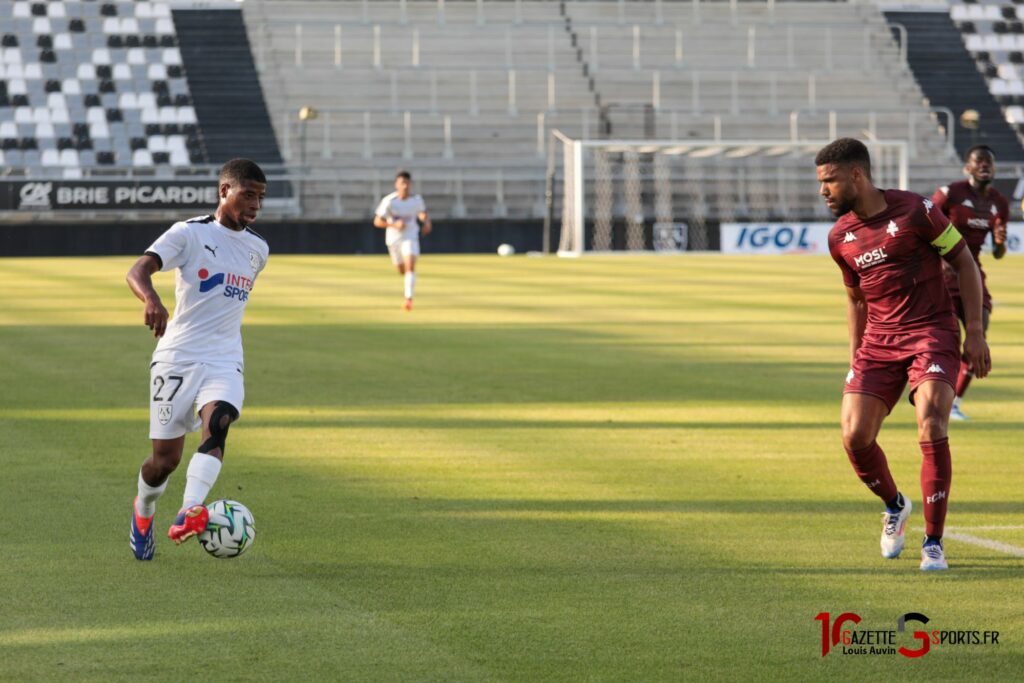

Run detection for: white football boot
[[920, 539, 948, 571], [880, 495, 912, 559]]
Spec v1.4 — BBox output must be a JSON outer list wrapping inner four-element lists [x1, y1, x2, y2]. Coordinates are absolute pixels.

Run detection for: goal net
[[551, 133, 908, 256]]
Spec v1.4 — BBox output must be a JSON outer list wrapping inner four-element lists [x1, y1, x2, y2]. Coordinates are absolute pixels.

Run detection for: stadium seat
[[132, 149, 153, 166]]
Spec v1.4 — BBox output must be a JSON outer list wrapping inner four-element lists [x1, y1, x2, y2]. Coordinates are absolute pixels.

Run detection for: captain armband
[[930, 224, 963, 257]]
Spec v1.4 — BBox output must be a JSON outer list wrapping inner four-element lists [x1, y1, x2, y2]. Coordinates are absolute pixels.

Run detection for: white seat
[[1011, 80, 1024, 96], [159, 106, 177, 124], [89, 120, 110, 139], [0, 64, 5, 78], [998, 63, 1019, 80], [991, 78, 1009, 95], [32, 108, 51, 124], [999, 35, 1017, 51], [59, 149, 79, 167], [3, 48, 22, 64], [92, 49, 112, 65], [54, 33, 73, 50], [121, 18, 140, 35], [77, 63, 97, 80], [176, 107, 197, 124], [119, 92, 138, 109], [23, 63, 42, 79], [136, 3, 154, 19], [162, 49, 182, 66], [33, 17, 53, 34], [14, 107, 33, 124], [147, 64, 168, 80], [167, 135, 186, 152], [141, 107, 160, 124], [113, 63, 132, 80], [983, 34, 1001, 51], [13, 2, 30, 19], [0, 121, 18, 137], [127, 48, 146, 65], [133, 149, 154, 166], [46, 93, 67, 109], [137, 92, 157, 109], [87, 107, 107, 124], [61, 78, 81, 95], [50, 108, 69, 124], [153, 3, 171, 19], [35, 122, 55, 138], [965, 34, 984, 51], [8, 77, 27, 94], [149, 135, 168, 152], [0, 150, 5, 166], [63, 167, 83, 179], [102, 17, 120, 34], [951, 5, 969, 21], [170, 149, 190, 166], [1005, 105, 1024, 123], [48, 2, 67, 18], [155, 18, 174, 35], [984, 6, 1001, 21], [41, 149, 61, 166]]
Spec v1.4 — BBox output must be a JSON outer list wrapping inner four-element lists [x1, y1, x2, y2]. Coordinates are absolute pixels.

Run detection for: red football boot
[[167, 505, 209, 544]]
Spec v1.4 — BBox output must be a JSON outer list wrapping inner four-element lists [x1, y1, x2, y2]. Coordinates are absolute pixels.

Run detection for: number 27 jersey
[[145, 215, 269, 366]]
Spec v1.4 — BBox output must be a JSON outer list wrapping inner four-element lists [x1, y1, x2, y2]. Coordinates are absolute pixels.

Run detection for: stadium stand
[[246, 0, 963, 220], [887, 4, 1024, 162]]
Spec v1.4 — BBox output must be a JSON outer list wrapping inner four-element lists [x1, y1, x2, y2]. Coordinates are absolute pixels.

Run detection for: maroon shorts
[[843, 327, 960, 413]]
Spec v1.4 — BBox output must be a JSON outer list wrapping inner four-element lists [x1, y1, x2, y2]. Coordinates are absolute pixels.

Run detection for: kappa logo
[[844, 232, 857, 243], [854, 247, 888, 268], [990, 204, 999, 216], [926, 363, 945, 374], [846, 369, 855, 384], [886, 221, 900, 237], [926, 490, 947, 504], [923, 198, 934, 211], [18, 182, 53, 209], [157, 403, 173, 425], [962, 199, 974, 209]]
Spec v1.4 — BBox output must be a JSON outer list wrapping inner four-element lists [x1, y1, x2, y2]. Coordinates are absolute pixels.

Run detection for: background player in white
[[125, 159, 270, 561], [374, 170, 432, 310]]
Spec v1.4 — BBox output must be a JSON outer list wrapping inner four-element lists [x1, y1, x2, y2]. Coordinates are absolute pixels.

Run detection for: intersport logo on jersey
[[198, 268, 253, 301]]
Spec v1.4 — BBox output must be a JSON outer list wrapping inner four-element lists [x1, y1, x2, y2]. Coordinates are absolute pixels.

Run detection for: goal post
[[550, 132, 909, 257]]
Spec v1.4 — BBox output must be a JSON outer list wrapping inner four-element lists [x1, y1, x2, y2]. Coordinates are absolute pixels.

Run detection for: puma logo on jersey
[[926, 363, 945, 374], [926, 490, 946, 504], [854, 247, 888, 268], [844, 232, 856, 242], [204, 244, 218, 257], [886, 221, 899, 237]]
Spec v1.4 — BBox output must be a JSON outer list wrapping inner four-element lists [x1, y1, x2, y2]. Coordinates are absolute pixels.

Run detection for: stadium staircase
[[246, 0, 962, 221], [886, 7, 1024, 163]]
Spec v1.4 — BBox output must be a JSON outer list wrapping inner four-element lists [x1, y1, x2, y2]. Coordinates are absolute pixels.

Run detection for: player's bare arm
[[949, 248, 991, 378], [845, 285, 867, 365], [374, 215, 405, 230], [126, 253, 169, 338], [418, 211, 432, 236], [993, 219, 1007, 259]]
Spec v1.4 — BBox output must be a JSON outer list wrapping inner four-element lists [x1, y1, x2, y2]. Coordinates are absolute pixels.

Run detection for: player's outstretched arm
[[126, 254, 169, 338], [949, 248, 991, 378], [993, 220, 1007, 259], [845, 286, 867, 366], [419, 211, 432, 235]]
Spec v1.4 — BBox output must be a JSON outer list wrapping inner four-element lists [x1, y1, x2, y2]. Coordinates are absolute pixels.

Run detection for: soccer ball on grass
[[198, 499, 256, 559]]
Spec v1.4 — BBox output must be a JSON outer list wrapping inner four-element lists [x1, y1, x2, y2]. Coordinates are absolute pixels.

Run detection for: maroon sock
[[955, 360, 972, 398], [844, 441, 899, 502], [920, 438, 952, 537]]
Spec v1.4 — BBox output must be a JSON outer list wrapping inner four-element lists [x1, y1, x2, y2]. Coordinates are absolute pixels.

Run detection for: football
[[198, 499, 256, 559], [497, 243, 515, 256]]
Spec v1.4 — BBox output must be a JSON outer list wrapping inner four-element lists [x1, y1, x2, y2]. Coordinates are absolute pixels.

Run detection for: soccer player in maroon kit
[[931, 145, 1008, 421], [817, 138, 990, 571]]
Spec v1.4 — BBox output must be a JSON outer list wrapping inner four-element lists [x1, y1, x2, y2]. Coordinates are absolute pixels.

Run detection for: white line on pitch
[[943, 532, 1024, 558], [944, 525, 1024, 531]]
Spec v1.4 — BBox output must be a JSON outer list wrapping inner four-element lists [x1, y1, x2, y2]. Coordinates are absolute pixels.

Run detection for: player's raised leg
[[131, 436, 184, 560], [168, 400, 238, 544], [914, 380, 954, 570], [402, 251, 417, 310], [841, 393, 911, 558]]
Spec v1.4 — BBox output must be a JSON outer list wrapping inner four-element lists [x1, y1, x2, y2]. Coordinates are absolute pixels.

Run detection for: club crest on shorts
[[157, 403, 173, 425]]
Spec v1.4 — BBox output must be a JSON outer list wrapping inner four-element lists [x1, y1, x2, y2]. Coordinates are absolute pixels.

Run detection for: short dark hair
[[219, 158, 266, 185], [395, 170, 411, 181], [814, 138, 872, 179], [965, 144, 995, 162]]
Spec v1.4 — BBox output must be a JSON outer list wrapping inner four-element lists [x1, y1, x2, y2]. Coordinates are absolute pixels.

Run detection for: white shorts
[[149, 360, 245, 440], [387, 237, 420, 265]]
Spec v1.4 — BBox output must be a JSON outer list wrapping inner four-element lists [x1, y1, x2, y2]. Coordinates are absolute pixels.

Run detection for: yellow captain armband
[[930, 224, 963, 256]]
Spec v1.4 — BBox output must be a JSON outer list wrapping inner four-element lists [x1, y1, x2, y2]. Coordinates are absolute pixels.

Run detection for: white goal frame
[[551, 132, 909, 257]]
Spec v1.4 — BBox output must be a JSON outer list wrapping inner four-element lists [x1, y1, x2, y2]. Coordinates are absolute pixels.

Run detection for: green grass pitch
[[1, 254, 1022, 681]]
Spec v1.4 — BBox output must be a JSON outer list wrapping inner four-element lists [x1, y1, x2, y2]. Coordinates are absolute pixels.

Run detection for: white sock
[[135, 470, 168, 518], [181, 452, 223, 509], [404, 271, 416, 299]]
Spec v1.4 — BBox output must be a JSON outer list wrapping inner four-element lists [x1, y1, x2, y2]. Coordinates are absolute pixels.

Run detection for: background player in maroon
[[931, 145, 1008, 421], [817, 138, 990, 571]]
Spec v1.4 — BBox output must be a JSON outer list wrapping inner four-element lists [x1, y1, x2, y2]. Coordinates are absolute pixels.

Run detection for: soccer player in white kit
[[374, 170, 432, 310], [125, 159, 270, 561]]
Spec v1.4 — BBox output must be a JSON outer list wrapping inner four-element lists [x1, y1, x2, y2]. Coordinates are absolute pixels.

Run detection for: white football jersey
[[375, 192, 426, 246], [145, 215, 269, 366]]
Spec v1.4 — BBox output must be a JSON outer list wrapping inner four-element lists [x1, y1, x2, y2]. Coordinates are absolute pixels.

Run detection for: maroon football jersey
[[931, 180, 1008, 263], [828, 189, 965, 333]]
